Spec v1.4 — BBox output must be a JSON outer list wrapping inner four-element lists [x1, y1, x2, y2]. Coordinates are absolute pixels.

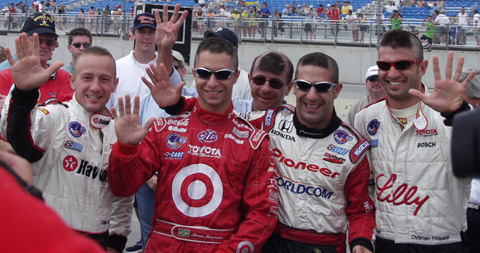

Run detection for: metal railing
[[192, 17, 480, 49], [1, 13, 478, 50]]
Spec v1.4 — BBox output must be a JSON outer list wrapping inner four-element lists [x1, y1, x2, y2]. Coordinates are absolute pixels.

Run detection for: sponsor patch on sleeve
[[37, 107, 50, 115]]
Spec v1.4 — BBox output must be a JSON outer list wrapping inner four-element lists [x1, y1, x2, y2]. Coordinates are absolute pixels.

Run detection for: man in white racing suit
[[0, 38, 132, 252], [355, 29, 473, 252]]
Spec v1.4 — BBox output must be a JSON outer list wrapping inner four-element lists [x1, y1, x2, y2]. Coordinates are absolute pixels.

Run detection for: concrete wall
[[1, 34, 478, 87]]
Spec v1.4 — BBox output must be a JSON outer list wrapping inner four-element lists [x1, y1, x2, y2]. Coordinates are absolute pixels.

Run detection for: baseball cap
[[365, 65, 379, 79], [327, 4, 331, 7], [204, 28, 238, 47], [116, 4, 121, 8], [20, 12, 57, 36], [133, 13, 156, 30], [172, 50, 185, 68]]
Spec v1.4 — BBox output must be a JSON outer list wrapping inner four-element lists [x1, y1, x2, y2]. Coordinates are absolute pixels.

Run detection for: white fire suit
[[354, 98, 471, 246], [0, 86, 133, 251], [248, 105, 375, 252]]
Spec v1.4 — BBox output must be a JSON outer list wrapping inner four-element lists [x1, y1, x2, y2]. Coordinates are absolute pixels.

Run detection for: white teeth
[[305, 103, 320, 108], [206, 91, 220, 95], [86, 95, 101, 99], [389, 81, 403, 86]]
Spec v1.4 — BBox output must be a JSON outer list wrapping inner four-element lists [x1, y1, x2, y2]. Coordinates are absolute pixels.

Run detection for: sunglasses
[[29, 36, 56, 47], [72, 42, 91, 49], [376, 59, 423, 71], [194, 68, 237, 80], [367, 76, 379, 82], [251, 76, 286, 89], [294, 79, 337, 93]]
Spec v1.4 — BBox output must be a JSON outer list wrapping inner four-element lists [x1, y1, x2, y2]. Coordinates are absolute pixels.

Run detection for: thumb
[[408, 88, 427, 102], [47, 61, 64, 76]]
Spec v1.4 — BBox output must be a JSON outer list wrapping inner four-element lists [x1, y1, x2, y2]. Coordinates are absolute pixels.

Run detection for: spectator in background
[[317, 4, 325, 14], [435, 9, 450, 44], [358, 13, 369, 42], [341, 1, 353, 15], [61, 28, 92, 74], [77, 8, 85, 28], [474, 10, 480, 46], [172, 50, 186, 81], [345, 9, 358, 41], [103, 5, 111, 32], [453, 7, 469, 45], [112, 5, 122, 34], [290, 2, 296, 14], [325, 4, 340, 36], [57, 4, 66, 31], [282, 4, 290, 17], [426, 0, 436, 8], [88, 6, 95, 32], [347, 65, 386, 125], [259, 2, 270, 38], [384, 1, 397, 13], [388, 10, 402, 30], [422, 15, 435, 52]]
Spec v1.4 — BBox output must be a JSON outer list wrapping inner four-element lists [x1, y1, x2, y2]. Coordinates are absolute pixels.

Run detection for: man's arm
[[0, 33, 63, 161], [345, 154, 375, 253], [105, 195, 134, 253], [108, 95, 159, 197], [154, 3, 188, 77]]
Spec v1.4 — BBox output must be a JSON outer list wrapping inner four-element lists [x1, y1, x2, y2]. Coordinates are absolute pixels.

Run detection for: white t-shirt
[[457, 12, 469, 26], [473, 13, 480, 27], [435, 14, 450, 26]]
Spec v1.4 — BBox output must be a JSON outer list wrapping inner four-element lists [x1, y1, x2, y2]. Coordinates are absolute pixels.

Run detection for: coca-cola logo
[[376, 173, 430, 216]]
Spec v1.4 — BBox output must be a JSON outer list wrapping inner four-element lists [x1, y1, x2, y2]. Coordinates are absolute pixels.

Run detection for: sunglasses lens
[[368, 76, 379, 82], [214, 70, 233, 80], [295, 80, 312, 92], [252, 76, 267, 86], [195, 69, 212, 79], [314, 82, 334, 92], [269, 79, 285, 89], [83, 43, 91, 48], [394, 61, 412, 70], [377, 61, 391, 71], [40, 38, 55, 47]]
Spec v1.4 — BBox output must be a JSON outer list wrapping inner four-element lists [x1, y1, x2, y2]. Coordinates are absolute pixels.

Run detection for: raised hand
[[409, 51, 476, 114], [154, 4, 188, 75], [142, 62, 184, 108], [5, 33, 63, 91], [111, 95, 155, 145]]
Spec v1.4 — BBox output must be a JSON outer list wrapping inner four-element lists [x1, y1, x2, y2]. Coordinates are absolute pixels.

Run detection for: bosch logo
[[172, 164, 223, 217], [197, 129, 218, 143], [278, 120, 294, 133]]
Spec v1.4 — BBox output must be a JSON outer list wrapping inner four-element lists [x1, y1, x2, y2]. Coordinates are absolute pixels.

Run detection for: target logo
[[63, 155, 78, 172], [236, 241, 254, 253], [172, 164, 223, 218]]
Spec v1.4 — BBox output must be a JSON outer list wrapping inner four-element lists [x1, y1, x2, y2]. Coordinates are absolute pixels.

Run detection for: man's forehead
[[252, 69, 287, 81]]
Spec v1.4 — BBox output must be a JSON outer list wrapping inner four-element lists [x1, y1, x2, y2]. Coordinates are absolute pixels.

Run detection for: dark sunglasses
[[294, 79, 337, 93], [72, 42, 91, 49], [194, 67, 237, 80], [376, 59, 423, 71], [38, 37, 56, 47], [367, 76, 379, 82], [251, 76, 286, 89]]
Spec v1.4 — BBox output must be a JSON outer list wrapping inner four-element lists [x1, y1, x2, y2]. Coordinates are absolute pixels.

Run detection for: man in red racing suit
[[108, 36, 278, 252]]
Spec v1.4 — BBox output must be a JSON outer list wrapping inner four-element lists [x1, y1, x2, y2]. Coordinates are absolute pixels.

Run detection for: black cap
[[133, 13, 156, 30], [204, 28, 238, 47], [20, 12, 57, 36]]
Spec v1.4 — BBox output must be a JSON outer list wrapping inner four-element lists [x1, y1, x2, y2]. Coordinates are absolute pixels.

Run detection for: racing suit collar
[[71, 95, 113, 129], [193, 100, 235, 125], [293, 109, 342, 139]]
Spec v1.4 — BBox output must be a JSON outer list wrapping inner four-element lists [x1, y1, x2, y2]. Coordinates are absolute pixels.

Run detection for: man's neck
[[368, 92, 386, 103], [133, 50, 156, 64]]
